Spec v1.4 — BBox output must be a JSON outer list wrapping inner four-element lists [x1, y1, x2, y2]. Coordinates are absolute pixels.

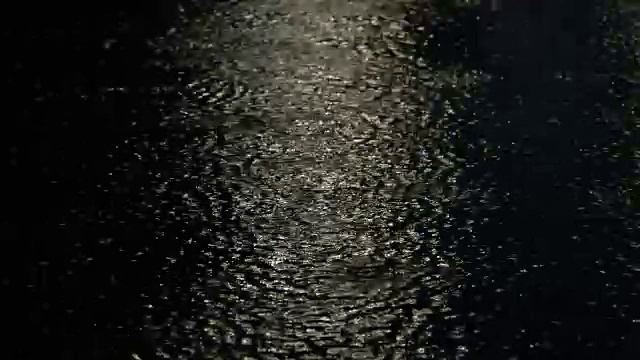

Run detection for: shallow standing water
[[151, 0, 640, 358], [9, 1, 640, 360], [153, 0, 640, 358], [157, 0, 466, 358]]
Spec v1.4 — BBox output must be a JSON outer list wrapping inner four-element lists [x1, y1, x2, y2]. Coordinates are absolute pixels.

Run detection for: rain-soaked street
[[159, 1, 454, 357], [6, 0, 640, 359]]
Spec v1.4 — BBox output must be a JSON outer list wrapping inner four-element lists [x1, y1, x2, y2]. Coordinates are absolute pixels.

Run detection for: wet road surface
[[7, 1, 640, 359], [158, 1, 459, 358]]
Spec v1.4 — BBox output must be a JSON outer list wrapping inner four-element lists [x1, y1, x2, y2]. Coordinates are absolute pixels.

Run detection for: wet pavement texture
[[5, 0, 640, 359]]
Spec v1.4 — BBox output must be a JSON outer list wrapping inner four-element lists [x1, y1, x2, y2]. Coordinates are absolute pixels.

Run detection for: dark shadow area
[[3, 1, 253, 359], [410, 0, 640, 358]]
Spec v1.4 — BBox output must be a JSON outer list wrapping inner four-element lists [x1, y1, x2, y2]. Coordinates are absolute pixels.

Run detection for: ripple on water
[[153, 0, 471, 358]]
